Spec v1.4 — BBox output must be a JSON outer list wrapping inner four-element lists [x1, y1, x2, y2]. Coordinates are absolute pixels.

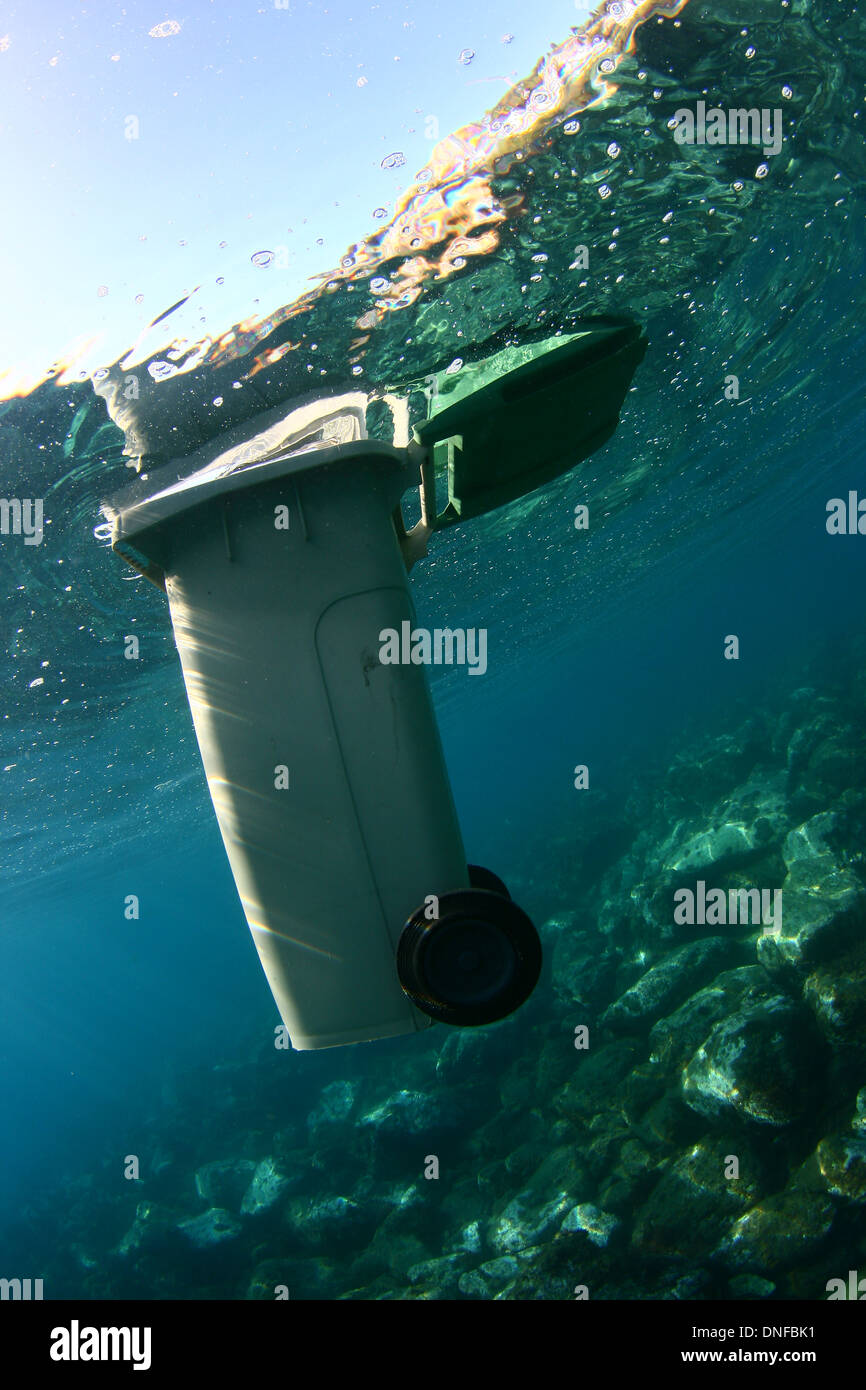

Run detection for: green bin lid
[[413, 317, 647, 525]]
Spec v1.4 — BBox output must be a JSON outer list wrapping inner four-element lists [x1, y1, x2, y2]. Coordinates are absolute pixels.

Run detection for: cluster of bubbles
[[148, 19, 181, 38], [381, 151, 406, 171]]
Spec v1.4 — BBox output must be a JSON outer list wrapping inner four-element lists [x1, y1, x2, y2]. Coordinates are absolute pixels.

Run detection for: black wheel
[[467, 863, 511, 899], [397, 889, 542, 1026]]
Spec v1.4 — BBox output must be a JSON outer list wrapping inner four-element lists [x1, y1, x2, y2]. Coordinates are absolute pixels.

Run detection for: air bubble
[[599, 58, 615, 74], [445, 358, 463, 374], [370, 276, 390, 293], [251, 250, 274, 267], [598, 184, 612, 199], [531, 253, 548, 263], [781, 84, 793, 99], [351, 364, 364, 375], [458, 48, 475, 65], [213, 396, 223, 407], [451, 256, 466, 268], [606, 141, 621, 158], [341, 255, 355, 269], [149, 361, 177, 381], [564, 119, 580, 134], [745, 45, 756, 59], [381, 151, 406, 170], [372, 207, 388, 220], [755, 162, 769, 179], [216, 276, 225, 285]]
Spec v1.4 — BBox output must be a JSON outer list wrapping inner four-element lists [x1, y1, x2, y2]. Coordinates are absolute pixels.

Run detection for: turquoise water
[[2, 0, 866, 1300]]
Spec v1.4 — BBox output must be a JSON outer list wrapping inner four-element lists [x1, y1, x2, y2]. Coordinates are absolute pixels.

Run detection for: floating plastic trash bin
[[103, 316, 646, 1050]]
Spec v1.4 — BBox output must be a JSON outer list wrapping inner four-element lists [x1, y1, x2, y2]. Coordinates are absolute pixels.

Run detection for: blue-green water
[[2, 0, 866, 1301]]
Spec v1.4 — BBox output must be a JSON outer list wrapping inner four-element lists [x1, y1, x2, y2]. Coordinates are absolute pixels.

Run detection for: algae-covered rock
[[487, 1191, 572, 1255], [803, 943, 866, 1048], [757, 815, 865, 980], [728, 1273, 776, 1298], [285, 1193, 372, 1250], [306, 1079, 357, 1135], [553, 1038, 641, 1119], [240, 1156, 292, 1215], [116, 1201, 178, 1257], [458, 1255, 520, 1299], [631, 1134, 764, 1259], [358, 1088, 461, 1136], [602, 937, 735, 1032], [560, 1203, 620, 1247], [815, 1131, 866, 1203], [714, 1188, 835, 1271], [649, 965, 775, 1072], [681, 996, 820, 1126], [405, 1253, 467, 1297], [194, 1157, 256, 1210], [178, 1207, 241, 1248]]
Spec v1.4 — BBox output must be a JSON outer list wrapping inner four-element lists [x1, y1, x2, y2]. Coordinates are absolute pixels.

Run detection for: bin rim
[[111, 437, 408, 545]]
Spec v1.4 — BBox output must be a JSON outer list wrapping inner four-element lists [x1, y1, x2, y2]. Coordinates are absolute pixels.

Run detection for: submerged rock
[[602, 937, 735, 1032], [116, 1201, 177, 1257], [816, 1131, 866, 1203], [554, 1038, 641, 1120], [306, 1080, 357, 1135], [458, 1256, 520, 1299], [405, 1253, 468, 1297], [551, 925, 619, 1010], [728, 1273, 776, 1298], [560, 1203, 620, 1247], [714, 1188, 835, 1271], [681, 996, 820, 1126], [649, 965, 775, 1072], [240, 1157, 292, 1215], [358, 1088, 461, 1136], [285, 1194, 373, 1251], [178, 1207, 241, 1248], [803, 943, 866, 1049], [194, 1157, 256, 1210], [631, 1135, 763, 1260], [487, 1192, 572, 1255], [757, 815, 865, 980]]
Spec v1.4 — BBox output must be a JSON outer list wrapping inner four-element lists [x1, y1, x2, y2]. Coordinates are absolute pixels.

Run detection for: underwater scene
[[2, 0, 866, 1333]]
